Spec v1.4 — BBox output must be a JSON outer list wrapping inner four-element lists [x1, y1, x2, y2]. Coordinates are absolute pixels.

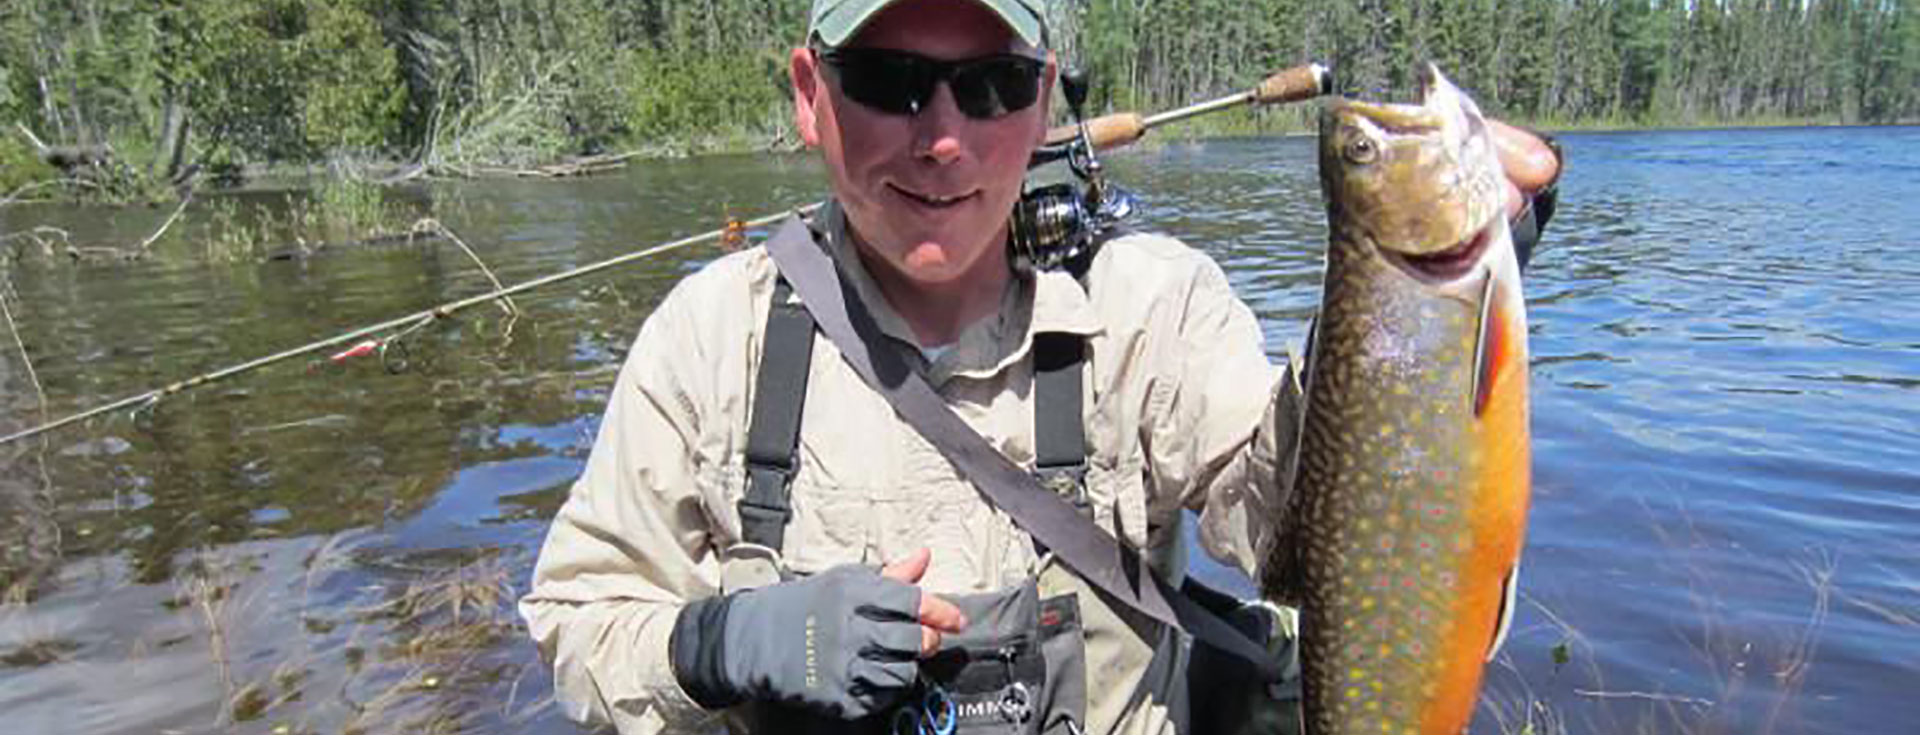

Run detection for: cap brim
[[813, 0, 1044, 49]]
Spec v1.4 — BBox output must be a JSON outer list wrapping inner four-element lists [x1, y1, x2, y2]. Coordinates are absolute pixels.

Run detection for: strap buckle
[[1035, 464, 1090, 515], [739, 462, 798, 547]]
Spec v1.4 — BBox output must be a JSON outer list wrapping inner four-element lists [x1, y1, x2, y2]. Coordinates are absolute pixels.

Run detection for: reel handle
[[1253, 63, 1334, 104]]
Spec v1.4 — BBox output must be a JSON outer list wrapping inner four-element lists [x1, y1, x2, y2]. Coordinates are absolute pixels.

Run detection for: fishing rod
[[1038, 63, 1332, 156], [0, 207, 812, 447], [0, 62, 1333, 448]]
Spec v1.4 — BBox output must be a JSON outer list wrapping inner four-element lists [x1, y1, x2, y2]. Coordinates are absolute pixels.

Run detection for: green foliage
[[0, 133, 56, 196], [626, 47, 792, 152], [308, 177, 407, 240], [0, 61, 18, 122], [299, 0, 404, 152], [3, 0, 1917, 191], [199, 178, 411, 261]]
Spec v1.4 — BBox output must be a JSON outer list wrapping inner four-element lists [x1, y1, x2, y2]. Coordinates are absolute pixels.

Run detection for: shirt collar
[[808, 199, 1103, 386]]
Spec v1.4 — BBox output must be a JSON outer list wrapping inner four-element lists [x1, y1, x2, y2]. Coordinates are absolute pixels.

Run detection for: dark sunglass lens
[[829, 50, 932, 115], [953, 58, 1040, 118]]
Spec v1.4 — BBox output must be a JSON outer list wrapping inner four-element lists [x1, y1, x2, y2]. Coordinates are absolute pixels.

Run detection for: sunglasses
[[817, 47, 1046, 120]]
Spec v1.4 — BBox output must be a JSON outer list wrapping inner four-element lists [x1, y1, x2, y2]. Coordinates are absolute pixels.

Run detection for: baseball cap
[[809, 0, 1048, 49]]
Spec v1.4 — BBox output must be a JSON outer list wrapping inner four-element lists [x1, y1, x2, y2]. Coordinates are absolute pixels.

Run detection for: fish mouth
[[1383, 217, 1495, 283]]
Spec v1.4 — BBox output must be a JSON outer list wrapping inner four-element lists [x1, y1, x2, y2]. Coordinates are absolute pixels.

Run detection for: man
[[520, 1, 1561, 733]]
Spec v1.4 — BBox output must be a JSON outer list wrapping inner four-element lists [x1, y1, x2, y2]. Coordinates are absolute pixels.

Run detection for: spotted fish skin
[[1264, 65, 1532, 735]]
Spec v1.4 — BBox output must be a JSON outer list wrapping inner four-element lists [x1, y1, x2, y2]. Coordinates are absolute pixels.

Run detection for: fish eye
[[1343, 135, 1378, 165]]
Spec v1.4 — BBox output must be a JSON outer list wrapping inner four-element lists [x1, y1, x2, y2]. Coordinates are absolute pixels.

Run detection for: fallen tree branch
[[1, 282, 46, 410], [135, 192, 194, 255], [411, 218, 516, 316], [428, 150, 642, 180], [15, 122, 48, 153], [0, 226, 72, 259], [2, 178, 102, 207]]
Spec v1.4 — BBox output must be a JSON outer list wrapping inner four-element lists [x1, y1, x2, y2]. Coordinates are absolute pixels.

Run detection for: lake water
[[2, 126, 1916, 735]]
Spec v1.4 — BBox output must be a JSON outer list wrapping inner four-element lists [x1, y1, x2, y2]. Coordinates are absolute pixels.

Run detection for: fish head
[[1319, 64, 1507, 285]]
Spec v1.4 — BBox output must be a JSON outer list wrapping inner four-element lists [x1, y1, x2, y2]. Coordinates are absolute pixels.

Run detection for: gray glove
[[669, 564, 924, 719]]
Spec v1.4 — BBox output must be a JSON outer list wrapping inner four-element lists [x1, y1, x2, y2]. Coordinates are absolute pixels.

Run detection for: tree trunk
[[153, 95, 192, 184]]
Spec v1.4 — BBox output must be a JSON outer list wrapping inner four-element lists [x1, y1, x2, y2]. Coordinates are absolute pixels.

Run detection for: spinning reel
[[1010, 68, 1140, 273]]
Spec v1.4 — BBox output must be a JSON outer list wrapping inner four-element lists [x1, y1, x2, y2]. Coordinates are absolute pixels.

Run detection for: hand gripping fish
[[1263, 65, 1533, 735]]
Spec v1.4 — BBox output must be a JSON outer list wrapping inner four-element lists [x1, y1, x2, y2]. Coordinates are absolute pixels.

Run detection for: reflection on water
[[4, 128, 1920, 734]]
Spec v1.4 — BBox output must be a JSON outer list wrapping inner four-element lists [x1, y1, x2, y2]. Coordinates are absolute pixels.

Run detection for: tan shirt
[[520, 203, 1297, 733]]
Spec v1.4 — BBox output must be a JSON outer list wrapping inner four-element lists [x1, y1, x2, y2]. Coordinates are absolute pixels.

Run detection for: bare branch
[[134, 192, 194, 255], [413, 218, 517, 316]]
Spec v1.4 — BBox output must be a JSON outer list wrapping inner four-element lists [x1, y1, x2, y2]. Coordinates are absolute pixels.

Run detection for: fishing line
[[0, 206, 816, 447], [0, 62, 1335, 447]]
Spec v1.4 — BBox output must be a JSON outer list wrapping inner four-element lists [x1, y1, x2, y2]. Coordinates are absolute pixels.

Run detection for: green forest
[[4, 0, 1918, 198]]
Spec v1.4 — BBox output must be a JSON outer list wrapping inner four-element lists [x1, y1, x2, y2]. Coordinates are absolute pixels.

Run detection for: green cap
[[809, 0, 1048, 50]]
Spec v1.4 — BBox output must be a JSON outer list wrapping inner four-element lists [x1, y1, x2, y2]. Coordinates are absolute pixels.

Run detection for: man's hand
[[880, 548, 969, 657], [668, 550, 968, 720], [1489, 119, 1561, 219]]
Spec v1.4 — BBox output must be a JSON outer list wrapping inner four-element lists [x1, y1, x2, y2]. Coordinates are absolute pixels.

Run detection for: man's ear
[[790, 47, 823, 148]]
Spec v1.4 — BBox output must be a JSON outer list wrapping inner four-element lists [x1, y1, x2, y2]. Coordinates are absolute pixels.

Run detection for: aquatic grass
[[199, 180, 418, 262], [1482, 499, 1850, 735], [1838, 559, 1919, 630], [177, 549, 269, 725]]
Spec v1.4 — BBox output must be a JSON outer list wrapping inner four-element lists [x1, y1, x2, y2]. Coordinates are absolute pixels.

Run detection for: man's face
[[791, 0, 1052, 288]]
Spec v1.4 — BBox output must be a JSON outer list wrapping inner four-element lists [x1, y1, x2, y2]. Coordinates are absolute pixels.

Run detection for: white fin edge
[[1487, 560, 1521, 661]]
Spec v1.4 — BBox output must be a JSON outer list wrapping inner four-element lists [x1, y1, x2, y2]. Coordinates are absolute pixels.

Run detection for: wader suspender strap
[[737, 278, 815, 552], [760, 217, 1282, 681], [1033, 333, 1091, 514], [736, 283, 1093, 545]]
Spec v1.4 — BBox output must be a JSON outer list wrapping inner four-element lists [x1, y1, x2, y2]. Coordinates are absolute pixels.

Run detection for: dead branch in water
[[0, 226, 72, 260], [410, 218, 517, 317], [1, 284, 46, 413], [433, 149, 641, 180], [134, 191, 194, 255], [2, 178, 102, 207]]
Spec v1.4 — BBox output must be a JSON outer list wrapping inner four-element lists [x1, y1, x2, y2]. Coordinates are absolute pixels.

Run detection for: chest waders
[[716, 216, 1302, 735]]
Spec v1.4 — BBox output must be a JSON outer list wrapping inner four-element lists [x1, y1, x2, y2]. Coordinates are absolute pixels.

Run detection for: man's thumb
[[880, 547, 932, 584]]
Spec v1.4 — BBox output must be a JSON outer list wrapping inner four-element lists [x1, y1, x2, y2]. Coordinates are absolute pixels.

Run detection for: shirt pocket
[[777, 473, 877, 574]]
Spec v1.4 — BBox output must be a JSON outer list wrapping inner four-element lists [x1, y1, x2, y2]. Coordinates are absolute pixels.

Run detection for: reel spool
[[1011, 67, 1139, 273]]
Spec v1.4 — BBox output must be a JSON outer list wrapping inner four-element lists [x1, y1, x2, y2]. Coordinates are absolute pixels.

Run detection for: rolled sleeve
[[519, 273, 729, 733], [1138, 249, 1298, 581]]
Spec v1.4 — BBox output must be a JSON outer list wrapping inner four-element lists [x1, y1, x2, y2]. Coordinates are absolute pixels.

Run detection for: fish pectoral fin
[[1486, 560, 1521, 661]]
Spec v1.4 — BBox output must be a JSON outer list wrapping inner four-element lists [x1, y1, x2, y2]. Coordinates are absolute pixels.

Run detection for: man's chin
[[903, 241, 954, 271]]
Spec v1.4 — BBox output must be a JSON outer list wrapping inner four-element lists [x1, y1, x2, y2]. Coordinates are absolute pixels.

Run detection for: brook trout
[[1264, 65, 1532, 735]]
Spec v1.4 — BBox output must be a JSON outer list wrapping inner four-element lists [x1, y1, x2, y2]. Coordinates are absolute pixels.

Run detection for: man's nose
[[913, 82, 966, 165]]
